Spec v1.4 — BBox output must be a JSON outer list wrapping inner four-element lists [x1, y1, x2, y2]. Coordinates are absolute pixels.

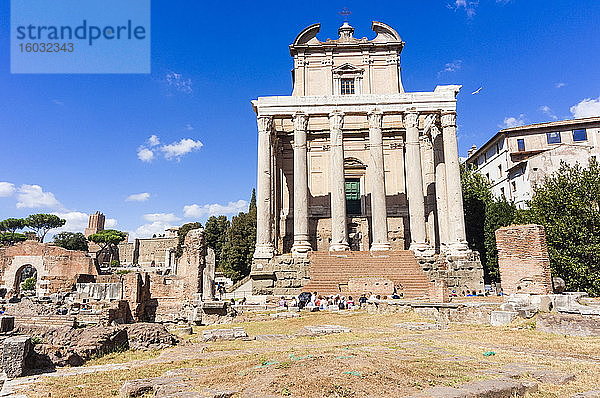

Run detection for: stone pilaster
[[368, 110, 391, 251], [328, 111, 349, 251], [254, 115, 275, 259], [291, 113, 312, 256], [404, 111, 432, 256], [441, 111, 469, 254]]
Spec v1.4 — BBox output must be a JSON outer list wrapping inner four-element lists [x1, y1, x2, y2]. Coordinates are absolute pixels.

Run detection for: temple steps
[[302, 250, 430, 299]]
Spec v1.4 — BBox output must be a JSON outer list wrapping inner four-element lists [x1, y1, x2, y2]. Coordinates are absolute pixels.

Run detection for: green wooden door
[[345, 179, 361, 216]]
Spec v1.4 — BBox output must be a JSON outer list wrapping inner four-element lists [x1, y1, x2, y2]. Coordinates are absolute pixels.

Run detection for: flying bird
[[471, 86, 483, 95]]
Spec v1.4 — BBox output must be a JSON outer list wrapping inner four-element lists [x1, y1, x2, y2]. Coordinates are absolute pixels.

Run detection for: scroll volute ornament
[[441, 112, 457, 128], [293, 113, 308, 132], [368, 110, 383, 129], [404, 111, 419, 129], [329, 111, 344, 131], [257, 115, 273, 133]]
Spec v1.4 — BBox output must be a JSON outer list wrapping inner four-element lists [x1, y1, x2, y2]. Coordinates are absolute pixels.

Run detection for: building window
[[498, 164, 502, 177], [340, 78, 355, 95], [517, 139, 525, 152], [500, 187, 505, 198], [511, 181, 516, 192], [573, 129, 588, 142], [546, 132, 561, 144], [345, 178, 361, 216]]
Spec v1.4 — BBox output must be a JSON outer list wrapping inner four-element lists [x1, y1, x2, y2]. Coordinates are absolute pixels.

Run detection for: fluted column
[[404, 111, 431, 255], [433, 124, 449, 251], [291, 113, 312, 256], [368, 110, 391, 251], [253, 115, 275, 259], [441, 111, 469, 254], [328, 111, 349, 251]]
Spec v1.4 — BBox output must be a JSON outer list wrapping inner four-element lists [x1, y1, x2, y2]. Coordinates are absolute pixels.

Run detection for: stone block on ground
[[571, 391, 600, 398], [537, 313, 600, 337], [202, 327, 248, 341], [120, 376, 236, 398], [125, 323, 179, 350], [490, 311, 518, 326], [408, 378, 538, 397], [301, 325, 351, 335], [0, 316, 15, 333], [2, 335, 32, 378], [270, 311, 300, 319], [483, 363, 575, 385]]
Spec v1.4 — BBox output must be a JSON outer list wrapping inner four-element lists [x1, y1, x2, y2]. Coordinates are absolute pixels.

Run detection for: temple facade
[[250, 22, 483, 296]]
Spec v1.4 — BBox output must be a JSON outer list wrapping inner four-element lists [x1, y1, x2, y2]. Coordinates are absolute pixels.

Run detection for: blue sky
[[1, 0, 599, 239]]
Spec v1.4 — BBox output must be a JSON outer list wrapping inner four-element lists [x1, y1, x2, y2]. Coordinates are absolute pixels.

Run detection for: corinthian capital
[[404, 111, 419, 129], [441, 111, 457, 128], [257, 115, 273, 133], [368, 110, 383, 130], [329, 111, 344, 131], [293, 113, 308, 132]]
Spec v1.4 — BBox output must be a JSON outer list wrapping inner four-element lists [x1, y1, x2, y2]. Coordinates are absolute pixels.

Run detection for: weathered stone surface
[[395, 322, 442, 331], [202, 327, 248, 341], [2, 335, 32, 378], [120, 378, 157, 397], [537, 313, 600, 337], [0, 315, 15, 332], [490, 311, 518, 326], [487, 363, 575, 385], [120, 376, 236, 398], [301, 325, 351, 335], [270, 311, 300, 319], [125, 323, 179, 350], [408, 378, 538, 397], [571, 391, 600, 398]]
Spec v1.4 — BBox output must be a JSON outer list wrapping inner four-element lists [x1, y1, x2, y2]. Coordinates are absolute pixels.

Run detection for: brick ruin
[[0, 227, 217, 327], [495, 224, 553, 295]]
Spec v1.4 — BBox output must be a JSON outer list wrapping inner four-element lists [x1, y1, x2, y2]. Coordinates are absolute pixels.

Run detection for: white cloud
[[126, 192, 151, 202], [539, 105, 558, 120], [52, 99, 64, 106], [570, 97, 600, 119], [184, 123, 194, 131], [16, 184, 62, 209], [500, 114, 526, 129], [143, 213, 181, 223], [555, 82, 566, 89], [105, 218, 118, 228], [0, 182, 15, 197], [183, 200, 248, 218], [161, 138, 203, 161], [137, 147, 154, 162], [166, 72, 193, 94], [449, 0, 478, 17], [148, 135, 160, 147], [439, 60, 463, 74], [52, 211, 88, 233], [133, 221, 174, 239]]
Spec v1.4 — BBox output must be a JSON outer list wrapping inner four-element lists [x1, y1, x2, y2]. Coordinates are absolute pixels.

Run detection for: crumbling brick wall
[[495, 224, 553, 295]]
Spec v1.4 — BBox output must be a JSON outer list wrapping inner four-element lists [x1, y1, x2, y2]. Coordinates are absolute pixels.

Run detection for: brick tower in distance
[[84, 211, 105, 238]]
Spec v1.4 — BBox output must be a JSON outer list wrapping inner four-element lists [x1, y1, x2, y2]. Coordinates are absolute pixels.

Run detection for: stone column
[[291, 113, 312, 255], [433, 125, 450, 251], [368, 110, 391, 251], [202, 247, 216, 301], [441, 111, 470, 254], [253, 115, 275, 259], [404, 111, 431, 255], [328, 111, 349, 251]]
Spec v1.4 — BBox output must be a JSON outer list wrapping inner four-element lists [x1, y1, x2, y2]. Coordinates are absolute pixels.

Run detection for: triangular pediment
[[333, 63, 363, 73]]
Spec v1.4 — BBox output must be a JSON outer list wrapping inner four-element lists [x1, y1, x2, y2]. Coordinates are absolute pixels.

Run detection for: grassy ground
[[21, 310, 600, 398]]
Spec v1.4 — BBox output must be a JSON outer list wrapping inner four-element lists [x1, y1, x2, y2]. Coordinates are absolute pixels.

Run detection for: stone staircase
[[302, 250, 431, 299]]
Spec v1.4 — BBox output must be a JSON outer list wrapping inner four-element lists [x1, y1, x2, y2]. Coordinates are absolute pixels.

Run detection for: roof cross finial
[[338, 7, 352, 22]]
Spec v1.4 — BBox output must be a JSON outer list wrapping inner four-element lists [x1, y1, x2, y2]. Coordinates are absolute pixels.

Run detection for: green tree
[[0, 218, 27, 246], [175, 222, 203, 258], [88, 229, 127, 264], [0, 232, 27, 246], [220, 191, 256, 282], [518, 159, 600, 295], [21, 277, 36, 291], [204, 216, 230, 269], [53, 232, 89, 252], [461, 165, 517, 282], [24, 214, 66, 243]]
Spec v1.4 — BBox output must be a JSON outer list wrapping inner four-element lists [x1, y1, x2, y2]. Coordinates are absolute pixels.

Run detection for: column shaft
[[292, 113, 311, 255], [253, 116, 275, 259], [368, 110, 391, 251], [441, 111, 469, 253], [433, 127, 450, 251], [329, 111, 349, 251], [404, 112, 430, 254]]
